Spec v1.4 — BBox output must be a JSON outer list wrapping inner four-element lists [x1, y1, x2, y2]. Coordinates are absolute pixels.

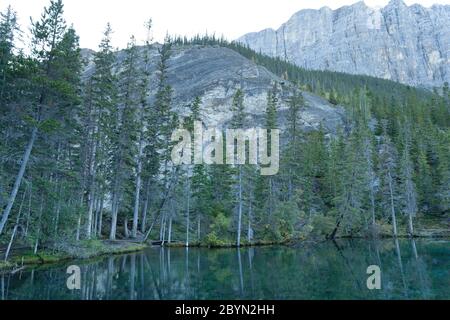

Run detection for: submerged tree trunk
[[0, 127, 38, 236], [129, 254, 136, 300], [411, 238, 419, 260], [237, 249, 244, 295], [394, 238, 408, 297]]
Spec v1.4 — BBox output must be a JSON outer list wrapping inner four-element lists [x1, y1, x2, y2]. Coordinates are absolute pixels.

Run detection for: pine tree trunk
[[86, 132, 98, 240], [124, 219, 129, 238], [161, 214, 167, 246], [4, 187, 27, 261], [132, 138, 144, 238], [110, 207, 118, 241], [247, 197, 253, 242], [34, 194, 44, 255], [197, 216, 201, 242], [24, 183, 32, 238], [268, 177, 274, 217], [86, 192, 95, 239], [76, 192, 84, 241], [370, 191, 376, 226], [76, 214, 82, 241], [141, 178, 151, 233], [159, 212, 165, 241], [408, 213, 414, 237], [186, 180, 190, 247], [168, 217, 172, 244], [110, 195, 119, 240], [237, 166, 243, 247], [54, 195, 61, 238], [93, 196, 100, 236], [288, 169, 293, 201], [0, 127, 37, 235], [388, 171, 398, 237], [97, 196, 104, 237]]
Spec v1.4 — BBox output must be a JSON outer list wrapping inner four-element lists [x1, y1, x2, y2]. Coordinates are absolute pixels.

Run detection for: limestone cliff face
[[82, 45, 344, 134], [238, 0, 450, 87]]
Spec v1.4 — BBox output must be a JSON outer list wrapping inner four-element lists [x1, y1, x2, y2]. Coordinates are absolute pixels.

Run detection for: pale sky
[[1, 0, 449, 50]]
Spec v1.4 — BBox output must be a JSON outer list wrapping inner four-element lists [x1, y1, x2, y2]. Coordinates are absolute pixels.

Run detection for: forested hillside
[[1, 0, 449, 263]]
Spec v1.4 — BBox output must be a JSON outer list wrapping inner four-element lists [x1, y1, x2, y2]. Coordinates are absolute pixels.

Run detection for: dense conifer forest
[[1, 0, 449, 264]]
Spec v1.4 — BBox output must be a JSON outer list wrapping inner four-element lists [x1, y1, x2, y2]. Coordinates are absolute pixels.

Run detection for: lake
[[2, 239, 449, 300]]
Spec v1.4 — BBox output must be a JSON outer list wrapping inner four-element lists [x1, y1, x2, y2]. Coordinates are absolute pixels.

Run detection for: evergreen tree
[[109, 36, 140, 240], [378, 123, 400, 237], [230, 89, 245, 246], [0, 0, 81, 239], [254, 84, 279, 238], [0, 6, 18, 104], [139, 19, 154, 235], [81, 23, 118, 240], [282, 91, 304, 201]]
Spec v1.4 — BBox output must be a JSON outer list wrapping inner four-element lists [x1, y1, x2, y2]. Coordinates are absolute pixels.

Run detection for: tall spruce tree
[[0, 0, 81, 238]]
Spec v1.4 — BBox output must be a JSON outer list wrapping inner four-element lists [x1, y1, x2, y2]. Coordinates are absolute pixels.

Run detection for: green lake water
[[2, 239, 449, 300]]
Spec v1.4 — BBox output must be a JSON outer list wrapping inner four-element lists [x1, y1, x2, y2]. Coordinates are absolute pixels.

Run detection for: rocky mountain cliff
[[82, 45, 344, 134], [238, 0, 450, 87]]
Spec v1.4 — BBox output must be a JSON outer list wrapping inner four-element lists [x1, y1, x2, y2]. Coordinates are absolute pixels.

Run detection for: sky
[[1, 0, 449, 50]]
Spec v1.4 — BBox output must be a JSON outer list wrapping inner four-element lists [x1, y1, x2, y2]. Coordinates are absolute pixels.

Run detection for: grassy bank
[[165, 214, 450, 248], [166, 239, 291, 249], [0, 240, 148, 273]]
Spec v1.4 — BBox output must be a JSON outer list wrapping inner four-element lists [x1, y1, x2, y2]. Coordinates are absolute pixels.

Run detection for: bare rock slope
[[83, 45, 344, 134]]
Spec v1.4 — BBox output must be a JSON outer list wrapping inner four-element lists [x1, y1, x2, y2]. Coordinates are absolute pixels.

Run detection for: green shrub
[[311, 214, 336, 238], [204, 232, 228, 247]]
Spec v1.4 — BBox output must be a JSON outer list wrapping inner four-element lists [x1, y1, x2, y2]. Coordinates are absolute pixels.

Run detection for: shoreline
[[2, 230, 449, 274], [0, 240, 148, 274]]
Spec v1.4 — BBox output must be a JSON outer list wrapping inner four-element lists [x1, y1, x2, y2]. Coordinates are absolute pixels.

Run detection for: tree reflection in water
[[2, 239, 449, 300]]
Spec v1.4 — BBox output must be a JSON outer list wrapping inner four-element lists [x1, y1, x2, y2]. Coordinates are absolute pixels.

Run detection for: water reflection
[[2, 239, 449, 300]]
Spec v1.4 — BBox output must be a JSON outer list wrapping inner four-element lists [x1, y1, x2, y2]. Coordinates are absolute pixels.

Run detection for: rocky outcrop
[[238, 0, 450, 87], [82, 45, 345, 134]]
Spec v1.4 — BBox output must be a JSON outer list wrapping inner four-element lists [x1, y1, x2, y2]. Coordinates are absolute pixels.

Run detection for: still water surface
[[2, 239, 449, 300]]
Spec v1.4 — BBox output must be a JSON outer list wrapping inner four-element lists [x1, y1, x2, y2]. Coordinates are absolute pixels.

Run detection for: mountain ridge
[[238, 0, 450, 87], [82, 44, 345, 134]]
